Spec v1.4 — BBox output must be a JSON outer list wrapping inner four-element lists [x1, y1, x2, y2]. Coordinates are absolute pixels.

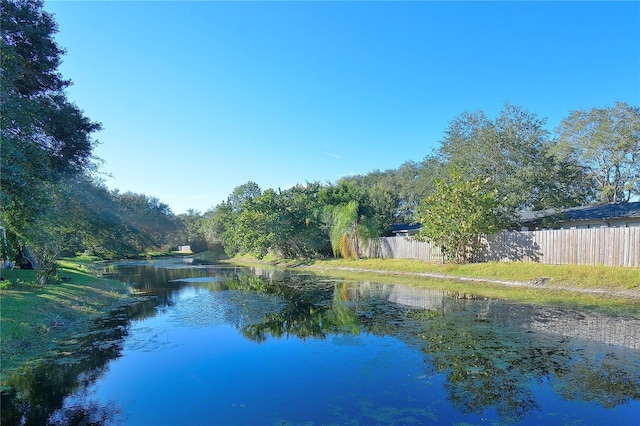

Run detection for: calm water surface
[[2, 258, 639, 425]]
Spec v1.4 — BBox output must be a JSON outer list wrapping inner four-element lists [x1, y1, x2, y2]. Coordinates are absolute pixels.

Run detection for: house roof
[[391, 223, 422, 233], [521, 202, 640, 224]]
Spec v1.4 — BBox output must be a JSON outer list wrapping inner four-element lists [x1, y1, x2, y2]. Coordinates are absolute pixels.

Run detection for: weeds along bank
[[2, 255, 638, 386], [230, 257, 640, 315], [233, 256, 640, 291], [0, 263, 131, 386]]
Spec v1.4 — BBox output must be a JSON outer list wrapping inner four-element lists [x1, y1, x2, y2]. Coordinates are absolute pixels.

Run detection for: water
[[2, 259, 639, 425]]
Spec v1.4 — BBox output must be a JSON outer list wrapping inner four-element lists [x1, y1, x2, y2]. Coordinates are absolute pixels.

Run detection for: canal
[[2, 258, 639, 425]]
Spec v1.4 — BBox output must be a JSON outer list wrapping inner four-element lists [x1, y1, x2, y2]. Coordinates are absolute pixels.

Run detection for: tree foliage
[[555, 101, 640, 203], [1, 0, 101, 240], [416, 171, 507, 263], [270, 183, 329, 258], [35, 177, 181, 259], [1, 1, 631, 267], [326, 201, 360, 259], [201, 180, 394, 260], [437, 103, 591, 212], [202, 201, 238, 256], [174, 210, 208, 253], [203, 182, 328, 259]]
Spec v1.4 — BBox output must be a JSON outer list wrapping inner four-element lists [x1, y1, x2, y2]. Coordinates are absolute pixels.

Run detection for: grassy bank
[[2, 255, 638, 386], [0, 260, 131, 386], [307, 258, 640, 290], [231, 257, 640, 315]]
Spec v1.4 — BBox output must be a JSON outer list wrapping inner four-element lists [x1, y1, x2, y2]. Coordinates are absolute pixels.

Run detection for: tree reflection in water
[[0, 299, 154, 425], [1, 264, 639, 425], [223, 274, 640, 422], [233, 275, 640, 422]]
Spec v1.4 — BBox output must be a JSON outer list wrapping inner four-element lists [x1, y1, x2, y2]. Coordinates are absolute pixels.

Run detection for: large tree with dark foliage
[[436, 103, 592, 214], [555, 102, 640, 204], [1, 0, 101, 240]]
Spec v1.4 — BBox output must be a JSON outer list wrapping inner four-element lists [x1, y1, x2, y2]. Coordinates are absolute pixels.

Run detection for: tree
[[555, 102, 640, 203], [271, 183, 330, 258], [415, 170, 508, 263], [316, 180, 392, 259], [394, 157, 447, 222], [219, 183, 332, 259], [114, 191, 178, 252], [1, 0, 101, 242], [234, 188, 279, 259], [202, 182, 263, 257], [202, 201, 238, 256], [325, 201, 379, 260], [365, 182, 400, 236], [228, 181, 261, 212], [326, 201, 359, 259], [33, 177, 181, 260], [174, 210, 207, 253], [437, 103, 590, 213]]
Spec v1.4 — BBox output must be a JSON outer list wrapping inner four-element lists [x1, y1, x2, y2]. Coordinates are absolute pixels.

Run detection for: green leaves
[[327, 201, 359, 259], [437, 103, 590, 212], [416, 170, 507, 263], [555, 102, 640, 204], [201, 180, 393, 260], [1, 0, 101, 254]]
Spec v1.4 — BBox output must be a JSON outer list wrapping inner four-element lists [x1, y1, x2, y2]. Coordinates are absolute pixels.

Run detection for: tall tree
[[365, 182, 400, 236], [324, 200, 380, 260], [555, 102, 640, 203], [437, 103, 590, 213], [202, 201, 238, 256], [1, 0, 101, 240], [174, 210, 208, 253], [201, 181, 263, 257], [272, 183, 330, 258], [326, 201, 361, 259], [44, 178, 180, 259], [234, 188, 280, 259], [228, 181, 262, 212]]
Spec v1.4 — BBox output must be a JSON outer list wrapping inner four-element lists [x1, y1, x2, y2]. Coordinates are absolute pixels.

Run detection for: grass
[[2, 253, 638, 387], [0, 263, 131, 387], [230, 256, 640, 316], [306, 258, 640, 289]]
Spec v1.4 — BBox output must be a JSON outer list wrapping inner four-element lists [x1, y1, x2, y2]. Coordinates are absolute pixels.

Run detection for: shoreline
[[303, 265, 640, 300], [226, 257, 640, 305], [2, 256, 638, 386]]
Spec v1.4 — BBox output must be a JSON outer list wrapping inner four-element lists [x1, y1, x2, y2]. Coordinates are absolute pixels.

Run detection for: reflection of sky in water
[[169, 276, 226, 283], [169, 289, 286, 328], [89, 322, 450, 426], [5, 265, 639, 426], [79, 283, 640, 424]]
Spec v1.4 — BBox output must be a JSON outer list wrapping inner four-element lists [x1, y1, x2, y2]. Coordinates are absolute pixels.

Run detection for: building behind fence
[[364, 227, 640, 267]]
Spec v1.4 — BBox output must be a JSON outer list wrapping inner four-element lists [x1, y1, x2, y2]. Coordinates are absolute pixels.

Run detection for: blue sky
[[44, 1, 639, 214]]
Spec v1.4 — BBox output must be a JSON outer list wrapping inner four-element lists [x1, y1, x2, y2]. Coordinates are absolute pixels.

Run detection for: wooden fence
[[363, 227, 640, 267]]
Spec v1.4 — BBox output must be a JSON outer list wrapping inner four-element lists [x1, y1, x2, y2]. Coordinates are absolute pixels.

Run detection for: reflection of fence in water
[[525, 313, 640, 350], [352, 282, 447, 310], [352, 283, 640, 350], [484, 305, 640, 350]]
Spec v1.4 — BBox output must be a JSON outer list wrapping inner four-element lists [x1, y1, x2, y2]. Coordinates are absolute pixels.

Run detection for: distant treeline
[[196, 101, 639, 260]]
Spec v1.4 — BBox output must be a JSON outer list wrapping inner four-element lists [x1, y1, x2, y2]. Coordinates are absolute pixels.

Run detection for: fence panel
[[366, 227, 640, 267]]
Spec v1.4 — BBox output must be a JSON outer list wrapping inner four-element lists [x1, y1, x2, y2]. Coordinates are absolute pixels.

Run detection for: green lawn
[[0, 264, 130, 386], [307, 258, 640, 290]]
